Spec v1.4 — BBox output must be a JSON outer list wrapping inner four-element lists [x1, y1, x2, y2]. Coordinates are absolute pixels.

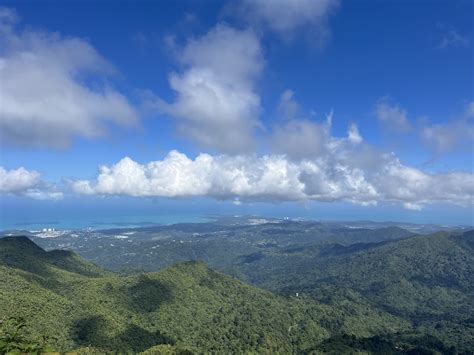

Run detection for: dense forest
[[0, 229, 473, 353]]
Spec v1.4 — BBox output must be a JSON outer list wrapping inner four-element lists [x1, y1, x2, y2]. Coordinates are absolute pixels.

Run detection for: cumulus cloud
[[374, 97, 412, 132], [155, 24, 263, 153], [0, 7, 138, 148], [0, 166, 62, 200], [72, 129, 474, 209], [0, 166, 39, 193], [238, 0, 338, 43]]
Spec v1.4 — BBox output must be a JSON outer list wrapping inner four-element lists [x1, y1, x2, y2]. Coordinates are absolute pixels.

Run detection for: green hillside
[[0, 236, 107, 278]]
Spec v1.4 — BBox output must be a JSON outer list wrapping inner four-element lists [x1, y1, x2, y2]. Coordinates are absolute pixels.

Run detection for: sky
[[0, 0, 473, 226]]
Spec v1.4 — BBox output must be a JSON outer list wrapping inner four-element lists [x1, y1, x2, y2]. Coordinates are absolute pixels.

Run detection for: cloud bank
[[73, 120, 474, 209], [0, 7, 137, 148]]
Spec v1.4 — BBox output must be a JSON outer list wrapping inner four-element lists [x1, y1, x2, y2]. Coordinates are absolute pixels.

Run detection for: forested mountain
[[1, 231, 473, 353]]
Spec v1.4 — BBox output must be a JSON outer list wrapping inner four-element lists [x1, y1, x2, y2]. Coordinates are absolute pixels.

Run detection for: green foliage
[[140, 344, 194, 354], [0, 317, 52, 354]]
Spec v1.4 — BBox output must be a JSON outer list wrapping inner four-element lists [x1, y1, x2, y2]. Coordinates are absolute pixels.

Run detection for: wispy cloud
[[436, 23, 470, 49], [438, 30, 470, 49]]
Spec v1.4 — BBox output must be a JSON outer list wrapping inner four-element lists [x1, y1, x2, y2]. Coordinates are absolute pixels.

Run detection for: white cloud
[[73, 129, 474, 209], [0, 7, 138, 148], [73, 151, 304, 201], [238, 0, 338, 43], [155, 24, 263, 153], [0, 166, 39, 193], [374, 97, 412, 132], [0, 166, 62, 200]]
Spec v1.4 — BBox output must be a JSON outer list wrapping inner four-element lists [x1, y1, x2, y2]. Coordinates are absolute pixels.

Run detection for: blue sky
[[0, 0, 473, 226]]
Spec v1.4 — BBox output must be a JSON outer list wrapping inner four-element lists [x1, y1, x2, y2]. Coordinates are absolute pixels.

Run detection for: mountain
[[0, 236, 407, 353]]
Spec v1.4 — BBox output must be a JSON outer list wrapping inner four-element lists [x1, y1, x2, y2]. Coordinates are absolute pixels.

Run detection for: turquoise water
[[0, 214, 210, 231]]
